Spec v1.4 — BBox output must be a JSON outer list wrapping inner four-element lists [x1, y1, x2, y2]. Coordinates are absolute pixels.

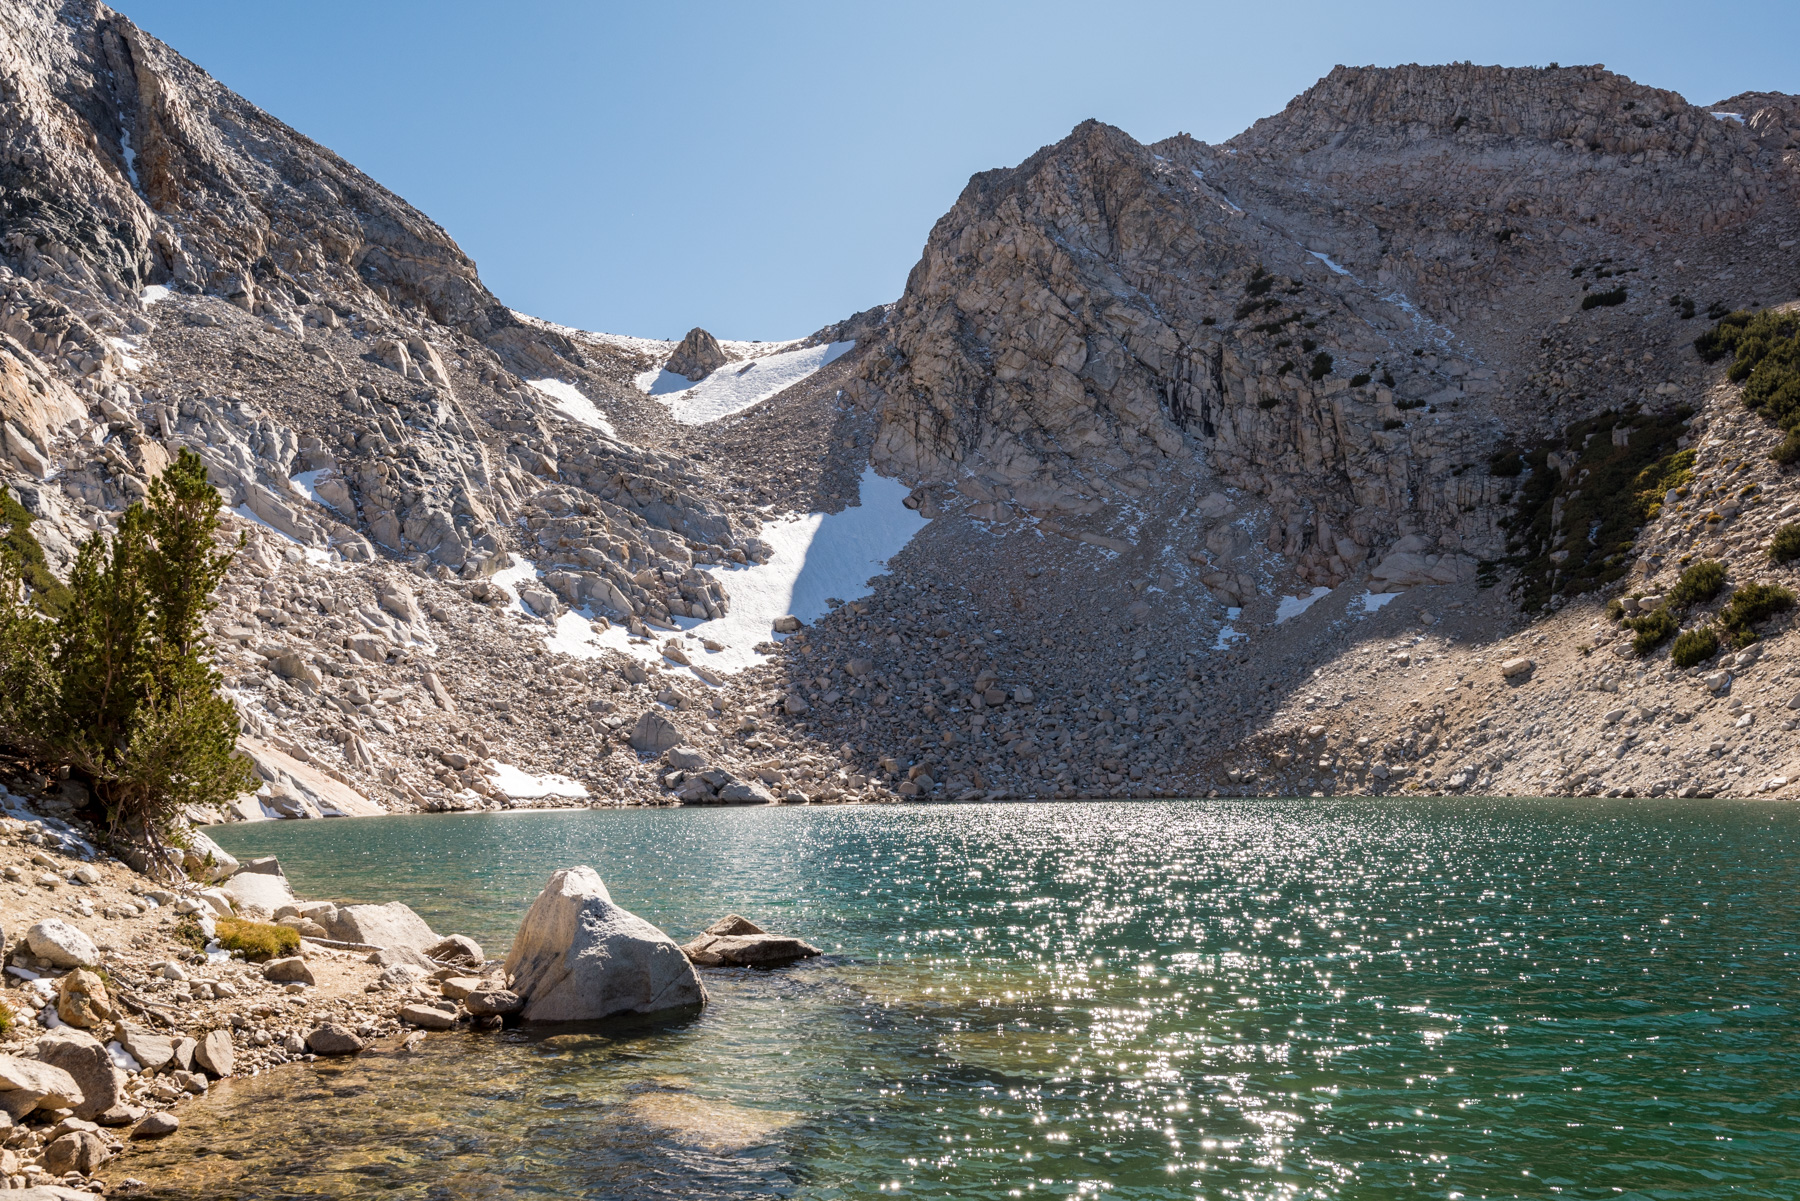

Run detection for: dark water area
[[119, 799, 1800, 1199]]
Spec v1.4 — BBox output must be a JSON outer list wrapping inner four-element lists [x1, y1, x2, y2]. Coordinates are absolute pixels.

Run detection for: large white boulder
[[25, 919, 98, 968], [503, 867, 705, 1023], [318, 902, 439, 953], [221, 871, 295, 915]]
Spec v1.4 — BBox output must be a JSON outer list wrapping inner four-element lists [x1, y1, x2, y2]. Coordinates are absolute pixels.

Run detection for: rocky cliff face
[[854, 65, 1800, 591]]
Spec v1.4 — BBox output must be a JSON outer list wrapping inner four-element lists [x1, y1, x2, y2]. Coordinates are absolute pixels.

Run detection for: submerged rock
[[503, 866, 706, 1022], [681, 914, 822, 968]]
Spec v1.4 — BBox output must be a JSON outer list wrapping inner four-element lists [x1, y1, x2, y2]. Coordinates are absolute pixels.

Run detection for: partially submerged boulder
[[503, 866, 705, 1022], [681, 914, 822, 969]]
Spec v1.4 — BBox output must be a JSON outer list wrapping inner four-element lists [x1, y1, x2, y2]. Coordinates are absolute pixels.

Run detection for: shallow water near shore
[[124, 799, 1800, 1198]]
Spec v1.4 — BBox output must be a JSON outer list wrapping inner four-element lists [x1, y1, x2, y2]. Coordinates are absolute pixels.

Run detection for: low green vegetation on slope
[[1497, 407, 1693, 610], [1695, 307, 1800, 462]]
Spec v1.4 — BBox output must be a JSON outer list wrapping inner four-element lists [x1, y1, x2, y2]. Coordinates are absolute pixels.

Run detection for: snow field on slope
[[635, 341, 855, 424], [514, 468, 927, 682], [528, 378, 618, 438]]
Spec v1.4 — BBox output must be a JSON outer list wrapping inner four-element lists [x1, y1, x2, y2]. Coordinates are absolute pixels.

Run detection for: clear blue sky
[[123, 1, 1799, 342]]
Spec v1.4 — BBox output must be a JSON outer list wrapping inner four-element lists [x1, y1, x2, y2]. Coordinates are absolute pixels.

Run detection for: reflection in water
[[138, 800, 1800, 1199]]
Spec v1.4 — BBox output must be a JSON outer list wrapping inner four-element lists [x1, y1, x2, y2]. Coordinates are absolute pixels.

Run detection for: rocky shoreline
[[0, 784, 819, 1196]]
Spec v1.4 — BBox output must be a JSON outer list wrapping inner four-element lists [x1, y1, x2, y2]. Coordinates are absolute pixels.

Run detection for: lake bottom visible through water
[[119, 799, 1800, 1199]]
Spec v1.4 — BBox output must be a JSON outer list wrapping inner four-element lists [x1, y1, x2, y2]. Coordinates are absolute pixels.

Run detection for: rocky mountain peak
[[665, 327, 728, 381]]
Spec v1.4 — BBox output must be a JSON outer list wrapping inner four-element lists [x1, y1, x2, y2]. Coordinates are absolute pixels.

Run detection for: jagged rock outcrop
[[664, 327, 728, 381]]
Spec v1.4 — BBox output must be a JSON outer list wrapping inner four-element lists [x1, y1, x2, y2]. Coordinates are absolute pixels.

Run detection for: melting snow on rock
[[638, 341, 854, 425], [534, 468, 926, 679], [528, 378, 618, 439], [484, 762, 589, 800], [1274, 586, 1333, 624]]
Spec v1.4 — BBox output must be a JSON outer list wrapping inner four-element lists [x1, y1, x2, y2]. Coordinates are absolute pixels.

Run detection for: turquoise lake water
[[124, 799, 1800, 1199]]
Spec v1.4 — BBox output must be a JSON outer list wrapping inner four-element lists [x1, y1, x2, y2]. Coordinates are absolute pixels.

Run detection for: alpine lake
[[116, 798, 1800, 1199]]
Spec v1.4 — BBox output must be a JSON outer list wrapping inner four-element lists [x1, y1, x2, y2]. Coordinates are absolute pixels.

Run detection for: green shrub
[[1670, 626, 1719, 668], [1696, 311, 1800, 447], [1244, 267, 1274, 298], [1489, 446, 1524, 477], [1582, 286, 1627, 309], [1625, 605, 1677, 653], [0, 489, 70, 616], [1349, 372, 1372, 387], [1775, 431, 1800, 466], [1770, 524, 1800, 565], [1720, 582, 1796, 635], [1382, 418, 1405, 430], [0, 449, 257, 870], [1308, 352, 1334, 380], [214, 917, 301, 962], [1668, 559, 1727, 607], [1605, 597, 1625, 621]]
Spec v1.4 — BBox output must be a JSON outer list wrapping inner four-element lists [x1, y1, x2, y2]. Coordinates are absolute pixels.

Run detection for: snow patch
[[231, 504, 332, 567], [636, 368, 696, 396], [107, 336, 143, 372], [528, 378, 618, 438], [640, 341, 855, 425], [1309, 251, 1350, 276], [288, 468, 337, 511], [1213, 624, 1247, 650], [1274, 586, 1332, 624], [140, 284, 171, 307], [534, 467, 927, 679], [120, 124, 140, 193], [1711, 111, 1745, 123], [485, 761, 588, 800], [1358, 591, 1402, 614]]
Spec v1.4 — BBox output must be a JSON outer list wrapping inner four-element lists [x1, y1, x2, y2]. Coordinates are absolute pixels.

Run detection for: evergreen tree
[[0, 448, 254, 870]]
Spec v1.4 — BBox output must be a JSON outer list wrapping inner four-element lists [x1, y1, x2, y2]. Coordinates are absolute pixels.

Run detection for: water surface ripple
[[131, 799, 1800, 1199]]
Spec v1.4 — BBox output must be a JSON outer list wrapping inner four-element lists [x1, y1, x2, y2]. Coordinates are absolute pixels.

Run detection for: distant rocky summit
[[664, 327, 729, 381]]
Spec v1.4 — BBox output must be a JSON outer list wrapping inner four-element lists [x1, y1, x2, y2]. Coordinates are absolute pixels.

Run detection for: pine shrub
[[1625, 605, 1677, 653], [1670, 627, 1719, 668], [1719, 582, 1796, 639], [0, 449, 255, 870], [1581, 286, 1627, 309], [1770, 524, 1800, 565], [1667, 559, 1726, 607]]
